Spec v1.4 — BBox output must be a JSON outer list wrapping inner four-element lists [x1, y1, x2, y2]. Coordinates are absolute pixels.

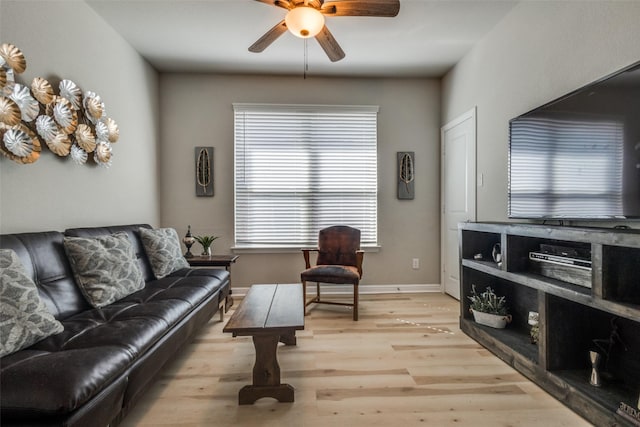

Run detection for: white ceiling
[[86, 0, 518, 78]]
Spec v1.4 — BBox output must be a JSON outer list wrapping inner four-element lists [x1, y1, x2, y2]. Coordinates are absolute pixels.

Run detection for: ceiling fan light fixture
[[285, 6, 325, 38]]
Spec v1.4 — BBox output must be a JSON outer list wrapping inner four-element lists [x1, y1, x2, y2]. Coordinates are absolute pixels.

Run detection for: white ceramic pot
[[471, 309, 512, 329]]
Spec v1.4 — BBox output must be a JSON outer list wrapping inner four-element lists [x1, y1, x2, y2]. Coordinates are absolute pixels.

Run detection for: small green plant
[[194, 235, 219, 251], [468, 284, 508, 316]]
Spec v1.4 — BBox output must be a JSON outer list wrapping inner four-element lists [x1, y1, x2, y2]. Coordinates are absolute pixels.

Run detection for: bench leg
[[279, 333, 296, 346], [239, 334, 295, 405], [239, 384, 294, 405]]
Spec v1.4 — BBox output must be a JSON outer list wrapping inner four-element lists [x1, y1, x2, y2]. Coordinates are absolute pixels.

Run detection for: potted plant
[[467, 284, 512, 329], [194, 235, 219, 256]]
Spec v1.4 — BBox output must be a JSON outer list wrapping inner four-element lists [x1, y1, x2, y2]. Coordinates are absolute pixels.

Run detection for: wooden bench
[[223, 284, 304, 404]]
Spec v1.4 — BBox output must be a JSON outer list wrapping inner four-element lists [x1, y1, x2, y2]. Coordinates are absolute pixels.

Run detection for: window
[[234, 103, 378, 249]]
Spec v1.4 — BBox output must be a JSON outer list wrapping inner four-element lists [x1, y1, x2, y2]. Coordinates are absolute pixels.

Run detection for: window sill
[[231, 245, 381, 254]]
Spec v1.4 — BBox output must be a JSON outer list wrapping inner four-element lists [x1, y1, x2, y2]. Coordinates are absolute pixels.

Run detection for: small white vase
[[201, 247, 212, 256], [471, 309, 512, 329]]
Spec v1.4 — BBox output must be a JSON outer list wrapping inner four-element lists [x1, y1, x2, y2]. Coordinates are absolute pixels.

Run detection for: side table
[[186, 254, 239, 311]]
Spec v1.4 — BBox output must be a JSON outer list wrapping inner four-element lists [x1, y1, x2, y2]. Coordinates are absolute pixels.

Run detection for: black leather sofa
[[0, 224, 230, 427]]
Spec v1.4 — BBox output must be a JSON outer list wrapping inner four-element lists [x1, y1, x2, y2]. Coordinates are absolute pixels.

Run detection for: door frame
[[440, 107, 477, 296]]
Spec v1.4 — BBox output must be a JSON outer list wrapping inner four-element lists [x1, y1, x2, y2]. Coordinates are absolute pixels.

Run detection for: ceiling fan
[[249, 0, 401, 62]]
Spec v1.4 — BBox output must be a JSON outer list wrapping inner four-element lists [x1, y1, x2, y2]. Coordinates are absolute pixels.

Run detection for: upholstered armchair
[[300, 226, 364, 321]]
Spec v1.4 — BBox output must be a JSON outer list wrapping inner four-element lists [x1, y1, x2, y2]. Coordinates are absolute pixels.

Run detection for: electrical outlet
[[412, 258, 419, 269]]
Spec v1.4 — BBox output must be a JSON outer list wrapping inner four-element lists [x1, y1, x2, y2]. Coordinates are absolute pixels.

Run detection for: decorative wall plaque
[[195, 146, 213, 197], [397, 151, 415, 200]]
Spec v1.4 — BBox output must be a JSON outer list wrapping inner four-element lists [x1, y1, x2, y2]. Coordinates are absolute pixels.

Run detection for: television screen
[[508, 62, 640, 219]]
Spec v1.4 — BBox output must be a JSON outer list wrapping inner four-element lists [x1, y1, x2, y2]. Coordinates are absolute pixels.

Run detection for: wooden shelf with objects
[[459, 222, 640, 427]]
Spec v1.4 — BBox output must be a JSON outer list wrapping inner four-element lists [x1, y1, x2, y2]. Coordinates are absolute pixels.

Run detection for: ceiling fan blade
[[249, 20, 288, 53], [253, 0, 292, 10], [315, 25, 345, 62], [321, 0, 400, 17]]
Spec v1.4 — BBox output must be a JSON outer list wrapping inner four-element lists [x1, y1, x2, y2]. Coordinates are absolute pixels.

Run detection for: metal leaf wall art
[[397, 151, 415, 200], [195, 146, 214, 197], [197, 149, 210, 188], [0, 42, 119, 167]]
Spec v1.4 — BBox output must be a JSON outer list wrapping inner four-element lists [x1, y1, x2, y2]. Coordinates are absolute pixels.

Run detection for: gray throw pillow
[[0, 249, 64, 357], [63, 232, 145, 308], [139, 227, 190, 279]]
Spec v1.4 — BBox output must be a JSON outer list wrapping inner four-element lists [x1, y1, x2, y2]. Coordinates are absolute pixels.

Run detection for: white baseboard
[[232, 283, 441, 297]]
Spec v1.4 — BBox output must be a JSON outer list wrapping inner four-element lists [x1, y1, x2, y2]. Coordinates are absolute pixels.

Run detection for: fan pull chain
[[303, 38, 308, 79]]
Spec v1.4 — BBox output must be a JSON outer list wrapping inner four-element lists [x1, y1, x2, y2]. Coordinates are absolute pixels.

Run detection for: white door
[[441, 107, 476, 299]]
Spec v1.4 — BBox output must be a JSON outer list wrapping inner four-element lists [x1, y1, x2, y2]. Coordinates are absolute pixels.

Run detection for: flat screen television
[[508, 61, 640, 220]]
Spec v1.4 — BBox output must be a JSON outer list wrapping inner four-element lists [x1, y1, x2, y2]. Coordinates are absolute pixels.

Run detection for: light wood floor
[[120, 293, 590, 427]]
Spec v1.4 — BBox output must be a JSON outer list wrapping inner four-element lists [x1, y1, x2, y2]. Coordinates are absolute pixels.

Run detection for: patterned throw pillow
[[139, 227, 190, 279], [0, 249, 64, 357], [63, 232, 145, 308]]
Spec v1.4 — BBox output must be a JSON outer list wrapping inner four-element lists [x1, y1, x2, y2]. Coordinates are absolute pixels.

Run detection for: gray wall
[[442, 0, 640, 225], [0, 1, 160, 233], [159, 74, 441, 287], [7, 0, 635, 287]]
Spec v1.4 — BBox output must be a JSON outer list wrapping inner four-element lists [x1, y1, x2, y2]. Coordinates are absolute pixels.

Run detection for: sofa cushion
[[0, 249, 64, 357], [168, 267, 232, 301], [139, 227, 190, 279], [0, 346, 133, 416], [63, 233, 145, 308]]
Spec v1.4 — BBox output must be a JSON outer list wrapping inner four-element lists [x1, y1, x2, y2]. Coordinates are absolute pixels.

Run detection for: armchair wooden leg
[[316, 282, 321, 301], [302, 280, 307, 315], [353, 282, 359, 321]]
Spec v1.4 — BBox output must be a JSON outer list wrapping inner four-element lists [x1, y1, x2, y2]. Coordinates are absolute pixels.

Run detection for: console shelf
[[459, 222, 640, 427]]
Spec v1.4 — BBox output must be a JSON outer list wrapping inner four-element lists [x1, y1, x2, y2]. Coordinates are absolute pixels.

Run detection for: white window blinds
[[234, 103, 378, 248]]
